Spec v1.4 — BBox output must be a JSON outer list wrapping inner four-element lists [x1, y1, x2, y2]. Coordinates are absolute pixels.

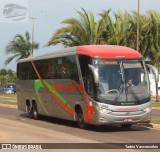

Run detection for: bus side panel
[[17, 79, 32, 112], [17, 78, 86, 121], [36, 79, 85, 121]]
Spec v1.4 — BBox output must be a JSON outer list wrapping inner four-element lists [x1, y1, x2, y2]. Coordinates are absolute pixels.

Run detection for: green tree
[[48, 9, 160, 67], [4, 32, 39, 65], [7, 69, 16, 83], [0, 69, 7, 88], [8, 69, 14, 77], [0, 75, 6, 88], [98, 10, 160, 67], [140, 10, 160, 67], [0, 69, 16, 88], [48, 9, 104, 47], [99, 10, 138, 48], [0, 69, 8, 76]]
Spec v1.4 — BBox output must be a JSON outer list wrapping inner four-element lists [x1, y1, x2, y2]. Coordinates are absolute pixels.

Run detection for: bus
[[17, 45, 158, 129]]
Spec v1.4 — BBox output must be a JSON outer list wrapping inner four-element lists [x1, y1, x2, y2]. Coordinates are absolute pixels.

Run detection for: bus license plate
[[124, 118, 133, 122]]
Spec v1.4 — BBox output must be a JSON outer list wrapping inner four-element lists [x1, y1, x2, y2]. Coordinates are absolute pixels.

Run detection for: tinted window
[[17, 55, 79, 83], [17, 62, 38, 80]]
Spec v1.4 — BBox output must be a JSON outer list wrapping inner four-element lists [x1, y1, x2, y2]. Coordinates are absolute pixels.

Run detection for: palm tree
[[4, 32, 39, 65], [139, 10, 160, 67], [48, 9, 104, 47], [99, 10, 138, 47], [48, 9, 160, 68]]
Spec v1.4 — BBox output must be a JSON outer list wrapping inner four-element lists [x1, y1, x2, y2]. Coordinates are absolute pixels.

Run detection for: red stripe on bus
[[31, 60, 74, 116]]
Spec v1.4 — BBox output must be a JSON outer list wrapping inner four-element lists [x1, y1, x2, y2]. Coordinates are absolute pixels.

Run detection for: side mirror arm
[[146, 64, 159, 82], [88, 64, 99, 83]]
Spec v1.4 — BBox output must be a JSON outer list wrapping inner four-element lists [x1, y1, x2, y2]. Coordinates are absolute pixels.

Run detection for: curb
[[0, 103, 17, 109], [152, 107, 160, 110], [138, 123, 160, 129], [0, 95, 17, 99]]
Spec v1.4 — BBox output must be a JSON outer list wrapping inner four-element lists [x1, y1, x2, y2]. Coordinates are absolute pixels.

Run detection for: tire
[[76, 109, 86, 129], [32, 103, 39, 120], [26, 103, 33, 118], [121, 124, 132, 129]]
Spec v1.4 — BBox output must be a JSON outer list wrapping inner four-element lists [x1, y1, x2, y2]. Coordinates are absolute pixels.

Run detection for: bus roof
[[77, 45, 142, 59], [18, 45, 142, 63]]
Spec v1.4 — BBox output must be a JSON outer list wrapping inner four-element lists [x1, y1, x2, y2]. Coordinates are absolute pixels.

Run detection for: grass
[[0, 93, 17, 98], [151, 116, 160, 124], [0, 100, 17, 105], [152, 102, 160, 108]]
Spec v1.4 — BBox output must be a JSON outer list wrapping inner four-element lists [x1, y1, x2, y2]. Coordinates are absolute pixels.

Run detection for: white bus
[[17, 45, 158, 129]]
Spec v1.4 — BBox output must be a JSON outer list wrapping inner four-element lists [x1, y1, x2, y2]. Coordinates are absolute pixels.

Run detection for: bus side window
[[46, 61, 52, 79]]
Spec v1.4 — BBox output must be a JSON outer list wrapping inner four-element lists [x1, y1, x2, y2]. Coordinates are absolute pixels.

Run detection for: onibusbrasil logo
[[0, 0, 28, 22]]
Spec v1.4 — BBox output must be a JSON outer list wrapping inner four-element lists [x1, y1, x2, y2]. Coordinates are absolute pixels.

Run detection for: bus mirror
[[88, 64, 99, 83], [146, 64, 159, 82]]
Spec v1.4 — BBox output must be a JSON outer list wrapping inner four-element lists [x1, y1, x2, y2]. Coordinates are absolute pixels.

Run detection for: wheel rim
[[78, 113, 83, 124], [77, 112, 85, 128], [26, 105, 31, 115], [33, 104, 39, 120], [33, 110, 37, 117]]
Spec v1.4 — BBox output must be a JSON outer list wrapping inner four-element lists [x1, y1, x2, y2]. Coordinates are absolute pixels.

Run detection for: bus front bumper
[[91, 107, 151, 125]]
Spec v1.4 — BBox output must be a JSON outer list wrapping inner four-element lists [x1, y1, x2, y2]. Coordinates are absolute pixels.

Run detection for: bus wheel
[[76, 109, 86, 129], [121, 124, 132, 128], [32, 102, 39, 120], [26, 103, 33, 118]]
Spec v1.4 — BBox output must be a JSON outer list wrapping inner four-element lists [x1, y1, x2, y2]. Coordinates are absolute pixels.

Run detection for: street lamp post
[[137, 0, 140, 52], [30, 17, 36, 57]]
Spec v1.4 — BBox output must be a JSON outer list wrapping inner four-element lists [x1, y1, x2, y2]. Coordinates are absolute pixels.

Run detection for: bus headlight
[[143, 107, 151, 113], [99, 108, 112, 114]]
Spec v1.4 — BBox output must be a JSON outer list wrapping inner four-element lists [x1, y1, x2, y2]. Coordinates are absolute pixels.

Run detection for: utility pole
[[30, 17, 36, 57], [137, 0, 140, 52]]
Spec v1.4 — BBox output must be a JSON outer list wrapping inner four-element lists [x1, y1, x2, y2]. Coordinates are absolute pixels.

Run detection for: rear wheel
[[121, 124, 132, 128], [26, 103, 33, 118], [32, 102, 40, 120]]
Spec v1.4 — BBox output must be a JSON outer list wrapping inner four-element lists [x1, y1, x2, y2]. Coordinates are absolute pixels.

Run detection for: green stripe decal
[[34, 79, 72, 115], [44, 81, 71, 108], [34, 80, 49, 115]]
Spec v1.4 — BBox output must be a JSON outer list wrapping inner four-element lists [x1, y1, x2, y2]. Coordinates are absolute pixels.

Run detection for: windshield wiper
[[114, 84, 124, 101], [126, 86, 141, 104]]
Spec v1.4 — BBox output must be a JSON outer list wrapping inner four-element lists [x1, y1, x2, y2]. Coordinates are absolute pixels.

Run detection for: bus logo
[[3, 3, 27, 18], [0, 0, 28, 22], [126, 112, 130, 115], [2, 144, 11, 150]]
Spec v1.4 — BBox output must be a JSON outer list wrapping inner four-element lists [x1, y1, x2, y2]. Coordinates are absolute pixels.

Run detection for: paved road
[[0, 106, 160, 149]]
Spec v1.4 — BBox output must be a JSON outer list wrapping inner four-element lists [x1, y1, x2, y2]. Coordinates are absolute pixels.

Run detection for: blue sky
[[0, 0, 160, 71]]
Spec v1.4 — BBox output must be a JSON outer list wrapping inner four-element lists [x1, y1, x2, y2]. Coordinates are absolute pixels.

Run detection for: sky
[[0, 0, 160, 71]]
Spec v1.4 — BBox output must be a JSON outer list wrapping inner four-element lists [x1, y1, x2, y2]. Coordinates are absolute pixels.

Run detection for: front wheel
[[76, 109, 86, 129]]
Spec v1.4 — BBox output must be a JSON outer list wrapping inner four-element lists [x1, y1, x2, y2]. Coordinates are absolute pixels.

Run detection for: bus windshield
[[96, 59, 150, 105]]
